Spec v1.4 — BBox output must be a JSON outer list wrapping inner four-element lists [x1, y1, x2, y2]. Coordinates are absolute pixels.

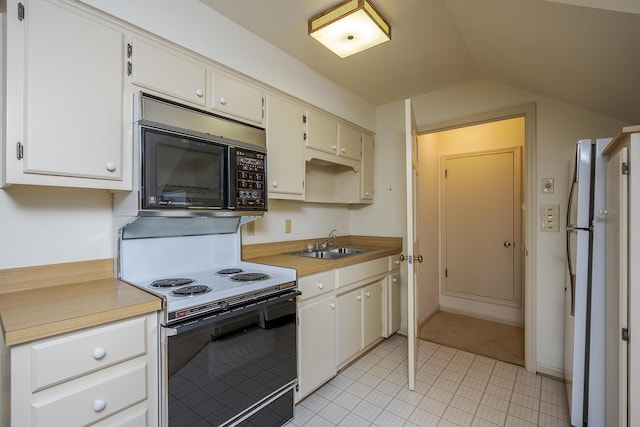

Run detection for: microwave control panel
[[231, 149, 267, 210]]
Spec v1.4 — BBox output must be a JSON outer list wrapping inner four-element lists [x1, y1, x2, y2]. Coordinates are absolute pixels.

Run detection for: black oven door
[[165, 291, 299, 427], [141, 127, 226, 210]]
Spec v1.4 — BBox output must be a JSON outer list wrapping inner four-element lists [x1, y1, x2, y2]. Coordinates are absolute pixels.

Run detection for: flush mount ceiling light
[[308, 0, 391, 58]]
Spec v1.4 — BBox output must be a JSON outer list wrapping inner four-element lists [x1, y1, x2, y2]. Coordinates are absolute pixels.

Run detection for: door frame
[[418, 103, 537, 373], [440, 146, 523, 315]]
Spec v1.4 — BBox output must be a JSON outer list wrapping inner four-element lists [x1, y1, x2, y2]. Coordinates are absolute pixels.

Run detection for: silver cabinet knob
[[317, 283, 324, 290], [219, 97, 227, 105], [272, 181, 278, 188], [195, 88, 204, 97], [93, 347, 106, 360], [105, 162, 116, 172], [329, 302, 335, 310]]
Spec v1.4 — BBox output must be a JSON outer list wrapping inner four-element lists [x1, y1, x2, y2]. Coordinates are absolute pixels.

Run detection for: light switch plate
[[542, 178, 554, 194]]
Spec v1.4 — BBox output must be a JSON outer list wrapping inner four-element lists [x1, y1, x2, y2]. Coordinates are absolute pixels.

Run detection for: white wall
[[357, 79, 628, 375]]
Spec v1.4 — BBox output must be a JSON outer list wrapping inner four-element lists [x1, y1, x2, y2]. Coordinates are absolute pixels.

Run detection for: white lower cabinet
[[336, 288, 363, 365], [296, 254, 400, 401], [11, 313, 159, 426], [297, 294, 337, 399], [336, 279, 383, 366]]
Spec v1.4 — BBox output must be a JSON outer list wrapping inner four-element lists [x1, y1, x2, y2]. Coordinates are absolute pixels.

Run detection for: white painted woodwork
[[305, 109, 338, 155], [362, 280, 383, 348], [603, 128, 640, 427], [384, 272, 402, 337], [335, 257, 387, 288], [298, 269, 335, 301], [4, 0, 128, 189], [210, 70, 264, 125], [130, 36, 207, 106], [404, 99, 419, 391], [360, 133, 375, 202], [29, 315, 147, 392], [266, 93, 305, 199], [337, 123, 362, 161], [297, 294, 337, 399], [336, 288, 362, 364], [11, 313, 158, 426], [442, 148, 522, 317], [605, 146, 627, 427]]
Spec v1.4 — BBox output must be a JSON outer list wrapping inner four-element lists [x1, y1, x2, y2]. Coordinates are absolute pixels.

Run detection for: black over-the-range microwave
[[136, 93, 267, 213]]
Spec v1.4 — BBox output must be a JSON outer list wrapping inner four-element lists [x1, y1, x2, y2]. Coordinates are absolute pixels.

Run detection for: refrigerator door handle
[[566, 228, 576, 316]]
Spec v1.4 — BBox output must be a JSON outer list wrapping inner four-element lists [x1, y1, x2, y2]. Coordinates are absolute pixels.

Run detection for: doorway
[[416, 115, 530, 366]]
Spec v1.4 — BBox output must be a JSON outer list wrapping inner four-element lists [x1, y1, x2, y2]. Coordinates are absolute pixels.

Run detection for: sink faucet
[[315, 229, 337, 250]]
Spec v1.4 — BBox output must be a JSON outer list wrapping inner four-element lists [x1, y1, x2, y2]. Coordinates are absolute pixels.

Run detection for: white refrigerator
[[565, 138, 609, 426]]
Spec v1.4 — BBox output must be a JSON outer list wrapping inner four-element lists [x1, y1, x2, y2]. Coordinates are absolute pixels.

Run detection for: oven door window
[[142, 128, 226, 210], [166, 296, 297, 427]]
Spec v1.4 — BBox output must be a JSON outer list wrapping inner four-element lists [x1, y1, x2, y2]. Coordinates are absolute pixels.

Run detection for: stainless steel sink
[[288, 247, 372, 259], [328, 247, 372, 255], [290, 250, 343, 259]]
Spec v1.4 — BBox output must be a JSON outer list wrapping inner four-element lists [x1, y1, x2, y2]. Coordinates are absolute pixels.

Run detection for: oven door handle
[[165, 289, 300, 334]]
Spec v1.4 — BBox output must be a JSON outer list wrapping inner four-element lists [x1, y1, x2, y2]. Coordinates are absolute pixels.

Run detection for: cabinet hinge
[[127, 43, 133, 58], [303, 132, 307, 141], [18, 2, 25, 21], [16, 142, 24, 160], [622, 327, 630, 342], [622, 162, 629, 176], [302, 114, 307, 124], [445, 269, 448, 278], [445, 169, 448, 178], [127, 61, 132, 76]]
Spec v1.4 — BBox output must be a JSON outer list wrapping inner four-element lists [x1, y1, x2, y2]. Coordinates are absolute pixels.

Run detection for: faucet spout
[[316, 229, 338, 250]]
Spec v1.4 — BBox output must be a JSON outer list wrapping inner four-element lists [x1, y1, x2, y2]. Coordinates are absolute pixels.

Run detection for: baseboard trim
[[536, 363, 565, 380], [439, 305, 524, 328]]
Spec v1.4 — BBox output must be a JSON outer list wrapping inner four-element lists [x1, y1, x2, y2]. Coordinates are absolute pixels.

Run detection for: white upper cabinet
[[305, 108, 338, 155], [337, 123, 362, 162], [211, 70, 265, 126], [360, 133, 375, 202], [266, 93, 305, 199], [3, 0, 130, 190], [129, 36, 207, 106]]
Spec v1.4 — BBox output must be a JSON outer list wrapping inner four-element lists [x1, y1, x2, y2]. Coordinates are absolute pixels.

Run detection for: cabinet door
[[338, 124, 362, 161], [211, 70, 264, 125], [386, 272, 402, 337], [363, 280, 383, 347], [297, 295, 337, 399], [305, 109, 338, 155], [360, 133, 375, 201], [11, 0, 126, 184], [266, 94, 305, 198], [130, 37, 206, 106], [337, 289, 362, 365]]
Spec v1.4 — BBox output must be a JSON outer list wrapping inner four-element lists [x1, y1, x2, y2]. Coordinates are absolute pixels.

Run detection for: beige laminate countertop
[[0, 260, 161, 346], [243, 235, 403, 276]]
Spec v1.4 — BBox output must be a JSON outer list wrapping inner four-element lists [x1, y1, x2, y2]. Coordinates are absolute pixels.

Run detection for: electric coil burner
[[230, 272, 271, 282], [151, 278, 195, 288], [170, 284, 212, 296], [217, 268, 243, 275]]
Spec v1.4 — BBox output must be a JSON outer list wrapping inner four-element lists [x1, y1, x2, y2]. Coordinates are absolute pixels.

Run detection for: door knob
[[399, 255, 406, 262], [504, 241, 513, 248], [416, 255, 423, 263]]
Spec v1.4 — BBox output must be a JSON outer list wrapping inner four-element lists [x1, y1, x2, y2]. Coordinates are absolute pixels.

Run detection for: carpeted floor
[[419, 311, 525, 366]]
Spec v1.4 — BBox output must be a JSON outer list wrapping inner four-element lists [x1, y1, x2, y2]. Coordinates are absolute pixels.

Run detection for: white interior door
[[404, 99, 420, 390], [441, 149, 522, 319]]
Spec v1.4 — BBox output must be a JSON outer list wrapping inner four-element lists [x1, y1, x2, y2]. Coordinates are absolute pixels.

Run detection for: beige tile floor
[[289, 335, 570, 427]]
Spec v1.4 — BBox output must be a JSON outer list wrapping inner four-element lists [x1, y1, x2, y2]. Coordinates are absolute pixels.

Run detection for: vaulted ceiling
[[199, 0, 640, 124]]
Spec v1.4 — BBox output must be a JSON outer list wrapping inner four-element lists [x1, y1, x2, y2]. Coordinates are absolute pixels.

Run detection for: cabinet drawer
[[27, 316, 148, 392], [389, 254, 402, 270], [337, 257, 388, 288], [31, 360, 148, 427], [299, 270, 335, 301]]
